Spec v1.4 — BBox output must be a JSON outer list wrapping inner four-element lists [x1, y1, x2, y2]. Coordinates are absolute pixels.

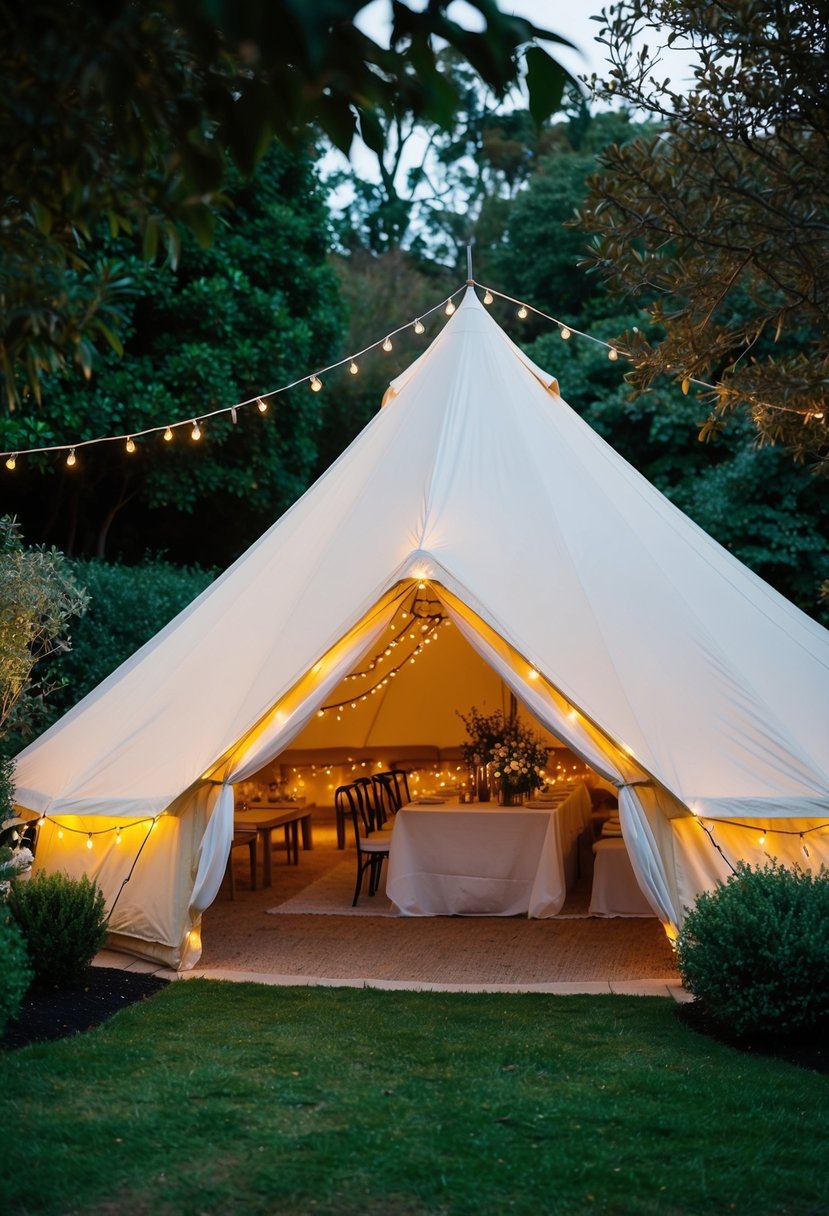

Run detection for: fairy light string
[[317, 586, 449, 717], [28, 812, 162, 920], [696, 815, 829, 871], [3, 280, 821, 470]]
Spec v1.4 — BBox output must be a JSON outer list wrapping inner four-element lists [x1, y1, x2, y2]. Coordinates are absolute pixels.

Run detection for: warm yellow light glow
[[57, 828, 64, 839], [310, 375, 323, 392], [528, 668, 539, 681], [383, 337, 393, 352], [115, 830, 122, 844], [125, 436, 136, 453], [518, 305, 528, 319], [349, 361, 359, 375], [257, 398, 268, 413], [163, 426, 174, 441], [191, 421, 202, 440], [414, 319, 425, 334], [312, 661, 323, 673], [608, 347, 619, 361], [560, 327, 571, 340], [445, 300, 456, 316], [67, 449, 77, 467], [5, 455, 16, 470], [483, 291, 493, 305], [759, 833, 766, 845], [86, 834, 93, 849]]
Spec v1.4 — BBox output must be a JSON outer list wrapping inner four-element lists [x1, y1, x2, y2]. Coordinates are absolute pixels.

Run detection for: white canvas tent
[[13, 287, 829, 968]]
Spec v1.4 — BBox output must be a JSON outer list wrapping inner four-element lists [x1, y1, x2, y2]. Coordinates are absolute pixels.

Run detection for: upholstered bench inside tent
[[589, 837, 654, 917]]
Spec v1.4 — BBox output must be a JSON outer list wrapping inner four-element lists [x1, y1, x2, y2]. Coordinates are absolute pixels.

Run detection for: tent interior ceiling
[[285, 588, 562, 754]]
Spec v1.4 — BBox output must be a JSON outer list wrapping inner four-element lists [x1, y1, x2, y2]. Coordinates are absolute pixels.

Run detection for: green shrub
[[7, 872, 108, 989], [677, 859, 829, 1041], [0, 913, 33, 1037]]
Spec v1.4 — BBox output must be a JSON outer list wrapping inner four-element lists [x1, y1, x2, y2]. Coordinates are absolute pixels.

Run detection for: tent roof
[[14, 288, 829, 819]]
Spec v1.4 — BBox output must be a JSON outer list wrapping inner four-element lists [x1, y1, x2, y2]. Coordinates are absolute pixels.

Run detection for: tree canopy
[[1, 0, 573, 408], [0, 147, 344, 564], [576, 0, 829, 471]]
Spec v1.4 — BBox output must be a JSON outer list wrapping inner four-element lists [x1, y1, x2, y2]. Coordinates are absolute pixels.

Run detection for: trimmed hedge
[[677, 859, 829, 1041], [8, 872, 108, 989], [0, 913, 33, 1037]]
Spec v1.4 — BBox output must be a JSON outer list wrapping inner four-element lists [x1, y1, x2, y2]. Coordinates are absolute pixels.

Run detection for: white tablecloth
[[589, 837, 655, 917], [386, 785, 592, 918]]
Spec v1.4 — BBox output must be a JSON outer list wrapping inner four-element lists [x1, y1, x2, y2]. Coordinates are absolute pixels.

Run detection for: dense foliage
[[578, 0, 829, 470], [677, 860, 829, 1041], [7, 872, 108, 989], [1, 0, 570, 405], [0, 914, 32, 1037], [1, 148, 344, 564], [0, 517, 88, 750]]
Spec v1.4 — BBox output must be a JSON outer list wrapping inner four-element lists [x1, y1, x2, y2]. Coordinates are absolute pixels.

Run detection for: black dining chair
[[371, 772, 400, 825], [390, 768, 411, 807], [374, 769, 411, 813], [353, 776, 386, 829], [334, 783, 390, 906]]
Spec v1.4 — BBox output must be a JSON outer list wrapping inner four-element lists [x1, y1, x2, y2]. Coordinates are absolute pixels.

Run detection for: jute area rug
[[200, 825, 680, 985]]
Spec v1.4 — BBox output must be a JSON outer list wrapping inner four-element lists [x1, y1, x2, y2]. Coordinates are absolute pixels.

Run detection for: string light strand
[[0, 290, 464, 463]]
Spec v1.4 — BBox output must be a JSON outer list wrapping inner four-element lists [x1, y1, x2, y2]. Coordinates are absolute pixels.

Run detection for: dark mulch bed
[[677, 1001, 828, 1074], [2, 967, 168, 1050]]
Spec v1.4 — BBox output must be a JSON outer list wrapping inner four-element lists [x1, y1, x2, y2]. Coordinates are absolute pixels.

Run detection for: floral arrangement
[[458, 706, 549, 798]]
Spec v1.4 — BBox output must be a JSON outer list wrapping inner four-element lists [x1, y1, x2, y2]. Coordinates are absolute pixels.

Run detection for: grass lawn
[[2, 982, 826, 1216]]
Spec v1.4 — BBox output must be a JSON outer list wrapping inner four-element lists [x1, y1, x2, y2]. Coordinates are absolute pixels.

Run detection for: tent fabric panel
[[33, 813, 193, 956]]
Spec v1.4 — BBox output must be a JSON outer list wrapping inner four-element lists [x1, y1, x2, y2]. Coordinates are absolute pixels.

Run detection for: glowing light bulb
[[382, 337, 393, 352], [483, 290, 493, 305], [115, 830, 122, 845], [257, 398, 268, 413], [528, 668, 539, 680], [758, 833, 766, 845], [518, 305, 528, 319], [608, 347, 619, 361], [445, 300, 456, 316], [310, 375, 322, 392], [814, 408, 825, 420], [414, 319, 426, 335], [57, 828, 63, 840], [560, 326, 571, 340], [5, 454, 16, 470], [163, 427, 173, 442], [86, 833, 93, 850], [349, 361, 359, 375], [67, 449, 77, 467], [317, 709, 325, 717], [125, 436, 136, 453], [191, 421, 201, 440]]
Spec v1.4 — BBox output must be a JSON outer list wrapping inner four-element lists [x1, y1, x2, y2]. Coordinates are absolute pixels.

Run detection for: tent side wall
[[27, 790, 221, 970]]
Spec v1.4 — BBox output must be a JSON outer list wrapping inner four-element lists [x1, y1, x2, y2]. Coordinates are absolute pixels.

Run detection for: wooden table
[[386, 786, 592, 918], [234, 804, 315, 887]]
